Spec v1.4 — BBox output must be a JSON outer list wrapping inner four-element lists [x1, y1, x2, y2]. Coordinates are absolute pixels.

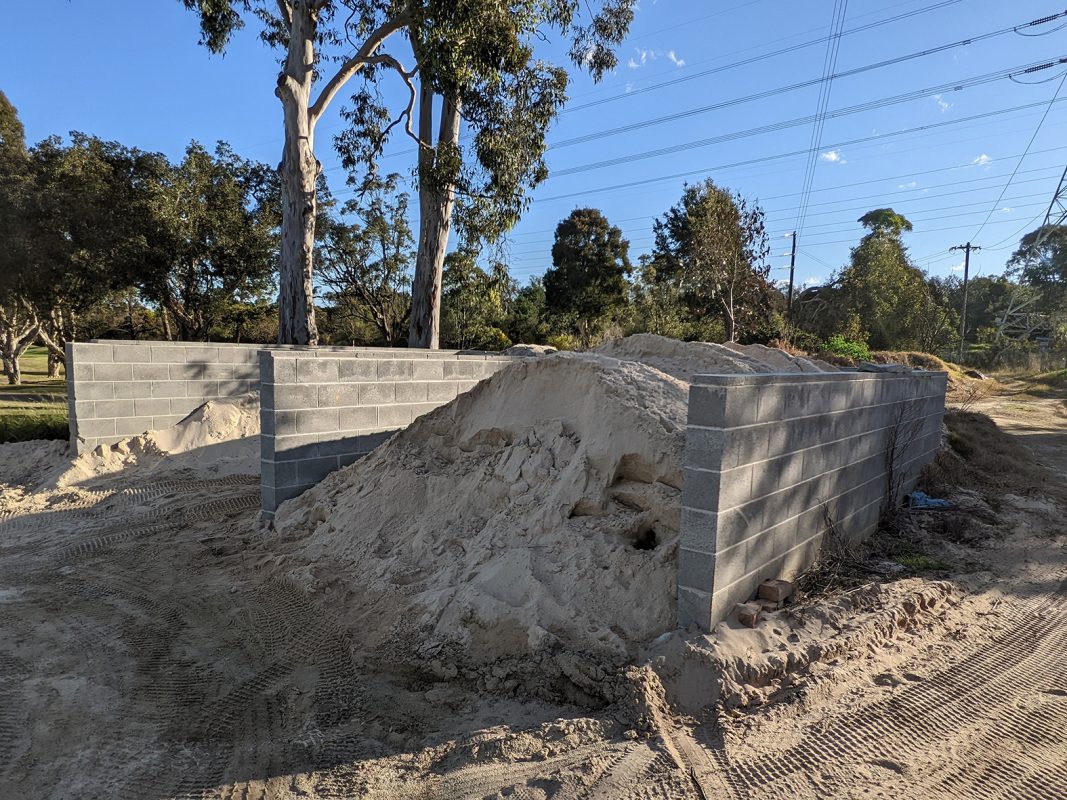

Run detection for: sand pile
[[11, 393, 261, 491], [58, 393, 261, 487], [596, 334, 833, 381], [267, 335, 836, 700]]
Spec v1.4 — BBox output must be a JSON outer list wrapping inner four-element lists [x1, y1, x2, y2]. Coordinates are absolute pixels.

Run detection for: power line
[[795, 0, 849, 239], [563, 0, 965, 115], [528, 98, 1067, 204], [970, 72, 1067, 241], [549, 58, 1067, 179]]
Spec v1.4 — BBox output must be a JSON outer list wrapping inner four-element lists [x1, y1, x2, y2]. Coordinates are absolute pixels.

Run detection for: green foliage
[[504, 279, 550, 344], [138, 141, 279, 340], [319, 183, 413, 345], [543, 208, 631, 346], [857, 208, 913, 236], [545, 333, 577, 351], [441, 253, 513, 350], [647, 178, 773, 341], [822, 334, 871, 361], [0, 411, 68, 443], [1007, 224, 1067, 313]]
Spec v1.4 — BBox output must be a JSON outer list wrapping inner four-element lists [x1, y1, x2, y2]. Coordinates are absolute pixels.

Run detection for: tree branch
[[275, 0, 293, 31], [308, 14, 410, 124], [364, 54, 431, 149]]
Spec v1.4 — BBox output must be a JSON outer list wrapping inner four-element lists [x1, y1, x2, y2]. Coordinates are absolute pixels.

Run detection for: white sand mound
[[54, 393, 261, 488], [0, 439, 70, 490], [595, 333, 833, 381], [269, 337, 838, 697], [273, 354, 685, 673]]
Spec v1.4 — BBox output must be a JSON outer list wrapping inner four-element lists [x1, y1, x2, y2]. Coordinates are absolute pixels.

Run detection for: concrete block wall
[[260, 350, 522, 517], [66, 340, 262, 453], [678, 370, 947, 630]]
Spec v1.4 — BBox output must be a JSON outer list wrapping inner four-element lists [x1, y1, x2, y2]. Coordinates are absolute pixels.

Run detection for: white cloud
[[624, 81, 636, 93], [950, 261, 966, 272], [628, 47, 656, 69], [802, 275, 822, 287], [1002, 206, 1012, 213], [933, 93, 952, 113], [667, 50, 685, 68], [820, 149, 845, 164], [972, 153, 991, 167], [898, 181, 918, 190]]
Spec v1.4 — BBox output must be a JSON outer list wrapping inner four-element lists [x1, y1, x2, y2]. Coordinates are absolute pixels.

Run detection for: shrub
[[822, 334, 872, 362], [545, 333, 577, 351], [0, 412, 68, 444]]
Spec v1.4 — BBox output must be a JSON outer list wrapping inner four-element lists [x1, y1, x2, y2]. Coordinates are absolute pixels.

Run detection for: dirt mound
[[595, 333, 828, 382], [267, 337, 838, 701], [270, 354, 685, 699], [0, 439, 70, 490], [54, 394, 260, 488]]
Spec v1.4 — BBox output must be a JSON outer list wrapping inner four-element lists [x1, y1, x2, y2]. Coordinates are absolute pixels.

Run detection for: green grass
[[895, 553, 950, 572], [0, 346, 68, 442]]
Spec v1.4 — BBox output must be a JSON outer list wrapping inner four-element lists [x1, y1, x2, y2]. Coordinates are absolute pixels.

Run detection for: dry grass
[[920, 409, 1062, 503]]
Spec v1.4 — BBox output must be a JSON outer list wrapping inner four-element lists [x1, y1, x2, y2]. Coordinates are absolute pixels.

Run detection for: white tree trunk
[[275, 3, 321, 345], [409, 91, 461, 349]]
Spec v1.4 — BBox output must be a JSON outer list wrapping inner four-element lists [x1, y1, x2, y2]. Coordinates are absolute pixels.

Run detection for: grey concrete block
[[111, 347, 153, 366], [264, 459, 298, 488], [359, 382, 395, 405], [74, 343, 114, 362], [718, 465, 753, 510], [267, 356, 298, 385], [296, 455, 341, 484], [151, 346, 188, 363], [133, 363, 171, 381], [442, 360, 476, 379], [150, 381, 185, 399], [75, 381, 115, 401], [377, 359, 413, 381], [186, 380, 220, 399], [298, 358, 340, 383], [73, 400, 94, 419], [412, 360, 445, 381], [318, 383, 361, 408], [686, 384, 727, 427], [711, 537, 749, 588], [274, 484, 308, 506], [339, 406, 378, 431], [71, 362, 94, 381], [377, 404, 413, 429], [274, 384, 317, 410], [93, 399, 134, 418], [202, 364, 234, 380], [681, 467, 721, 513], [133, 398, 171, 417], [677, 586, 713, 630], [395, 381, 428, 403], [426, 381, 459, 401], [677, 547, 716, 593], [115, 416, 154, 437], [339, 359, 377, 381], [684, 426, 724, 470], [93, 363, 133, 382], [169, 363, 205, 380], [680, 506, 717, 553], [273, 410, 301, 437], [298, 408, 340, 434], [77, 418, 116, 438], [184, 345, 220, 363]]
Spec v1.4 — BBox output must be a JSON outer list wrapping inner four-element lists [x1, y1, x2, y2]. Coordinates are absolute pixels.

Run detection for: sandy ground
[[0, 383, 1064, 798]]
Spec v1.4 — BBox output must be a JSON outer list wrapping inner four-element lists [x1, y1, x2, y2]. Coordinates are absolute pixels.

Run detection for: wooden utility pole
[[950, 242, 981, 364], [786, 230, 798, 319]]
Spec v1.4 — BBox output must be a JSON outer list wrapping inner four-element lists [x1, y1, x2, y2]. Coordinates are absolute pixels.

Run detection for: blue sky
[[3, 0, 1066, 290]]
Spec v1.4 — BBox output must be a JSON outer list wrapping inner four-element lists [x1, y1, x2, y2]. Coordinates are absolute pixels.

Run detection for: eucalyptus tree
[[179, 0, 636, 347], [649, 179, 772, 342], [318, 182, 414, 345]]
